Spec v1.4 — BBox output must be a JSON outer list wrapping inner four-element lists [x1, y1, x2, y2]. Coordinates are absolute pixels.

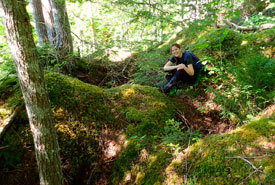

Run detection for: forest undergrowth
[[0, 24, 275, 185]]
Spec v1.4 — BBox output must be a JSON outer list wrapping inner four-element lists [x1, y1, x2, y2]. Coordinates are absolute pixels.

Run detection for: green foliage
[[187, 27, 275, 123], [211, 54, 274, 122], [0, 20, 17, 99], [162, 119, 202, 145], [194, 28, 242, 60], [131, 52, 168, 87], [244, 13, 275, 26], [0, 134, 24, 171], [234, 54, 275, 92], [0, 116, 31, 172], [36, 44, 76, 73]]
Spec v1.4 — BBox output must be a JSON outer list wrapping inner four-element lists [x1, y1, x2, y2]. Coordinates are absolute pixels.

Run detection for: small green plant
[[162, 119, 202, 145], [162, 119, 186, 144]]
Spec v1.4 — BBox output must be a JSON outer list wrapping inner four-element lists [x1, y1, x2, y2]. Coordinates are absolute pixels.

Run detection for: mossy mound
[[45, 71, 110, 123], [46, 72, 176, 183], [111, 118, 275, 185], [181, 118, 275, 184], [1, 71, 176, 184], [105, 84, 175, 134]]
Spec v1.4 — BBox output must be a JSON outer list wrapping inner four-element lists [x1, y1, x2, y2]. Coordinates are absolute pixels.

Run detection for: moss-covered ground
[[0, 27, 274, 185]]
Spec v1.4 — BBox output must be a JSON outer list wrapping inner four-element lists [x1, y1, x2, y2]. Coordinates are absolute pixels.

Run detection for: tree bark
[[41, 0, 56, 46], [29, 0, 49, 46], [51, 0, 73, 56], [0, 1, 64, 185]]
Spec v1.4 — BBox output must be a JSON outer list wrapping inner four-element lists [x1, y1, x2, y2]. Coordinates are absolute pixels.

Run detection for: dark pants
[[165, 69, 197, 85]]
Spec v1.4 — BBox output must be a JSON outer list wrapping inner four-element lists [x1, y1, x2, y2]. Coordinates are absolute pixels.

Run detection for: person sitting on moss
[[160, 43, 198, 93]]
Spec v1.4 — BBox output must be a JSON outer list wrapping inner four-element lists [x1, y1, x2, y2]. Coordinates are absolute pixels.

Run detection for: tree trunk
[[0, 1, 64, 185], [88, 1, 96, 52], [29, 0, 49, 46], [51, 0, 73, 56], [41, 0, 56, 46]]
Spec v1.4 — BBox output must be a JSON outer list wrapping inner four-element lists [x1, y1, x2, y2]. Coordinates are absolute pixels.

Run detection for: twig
[[227, 156, 262, 171], [227, 156, 275, 183], [241, 170, 260, 185], [176, 108, 191, 129]]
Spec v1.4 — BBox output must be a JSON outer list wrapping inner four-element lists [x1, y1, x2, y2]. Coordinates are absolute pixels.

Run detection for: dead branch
[[0, 105, 24, 141], [221, 19, 275, 31]]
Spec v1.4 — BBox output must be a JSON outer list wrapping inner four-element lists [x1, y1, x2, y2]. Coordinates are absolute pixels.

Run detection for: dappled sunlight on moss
[[176, 118, 275, 184], [105, 84, 175, 135], [122, 88, 137, 100], [254, 136, 274, 150], [0, 105, 12, 120], [164, 151, 185, 184]]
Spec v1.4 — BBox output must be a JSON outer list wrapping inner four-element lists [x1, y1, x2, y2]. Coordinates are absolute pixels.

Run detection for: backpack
[[184, 51, 202, 73]]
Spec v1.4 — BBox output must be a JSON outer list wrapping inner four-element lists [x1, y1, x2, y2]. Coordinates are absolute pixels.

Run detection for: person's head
[[170, 43, 182, 58]]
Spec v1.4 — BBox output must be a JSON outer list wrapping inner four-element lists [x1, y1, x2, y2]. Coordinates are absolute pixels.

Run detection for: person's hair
[[170, 43, 181, 53]]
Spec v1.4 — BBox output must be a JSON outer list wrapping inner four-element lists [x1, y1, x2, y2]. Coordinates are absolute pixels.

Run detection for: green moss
[[105, 84, 175, 134], [184, 118, 275, 184], [126, 107, 146, 122], [245, 119, 275, 137], [111, 144, 141, 185], [111, 144, 172, 185], [45, 71, 111, 124], [141, 151, 171, 185]]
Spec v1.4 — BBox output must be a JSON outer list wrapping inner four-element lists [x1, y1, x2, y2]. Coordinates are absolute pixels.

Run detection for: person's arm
[[177, 53, 195, 76], [177, 63, 195, 76], [164, 61, 179, 71]]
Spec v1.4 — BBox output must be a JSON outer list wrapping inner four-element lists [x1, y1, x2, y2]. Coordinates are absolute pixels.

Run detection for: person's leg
[[162, 69, 197, 93], [175, 69, 197, 84], [163, 70, 181, 93], [165, 69, 176, 82]]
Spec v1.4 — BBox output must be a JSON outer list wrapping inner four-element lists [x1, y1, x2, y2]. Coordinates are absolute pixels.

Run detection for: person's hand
[[177, 64, 185, 70]]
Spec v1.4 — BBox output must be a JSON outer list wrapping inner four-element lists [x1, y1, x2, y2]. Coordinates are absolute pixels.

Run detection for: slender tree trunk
[[51, 0, 73, 56], [0, 1, 64, 185], [41, 0, 56, 46], [29, 0, 49, 46], [88, 1, 96, 52]]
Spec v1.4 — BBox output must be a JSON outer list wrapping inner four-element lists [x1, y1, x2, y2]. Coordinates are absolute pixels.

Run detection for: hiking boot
[[162, 76, 178, 93]]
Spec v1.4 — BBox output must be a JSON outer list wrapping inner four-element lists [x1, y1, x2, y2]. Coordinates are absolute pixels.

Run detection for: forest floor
[[0, 68, 272, 185], [95, 83, 236, 185], [1, 53, 273, 185]]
